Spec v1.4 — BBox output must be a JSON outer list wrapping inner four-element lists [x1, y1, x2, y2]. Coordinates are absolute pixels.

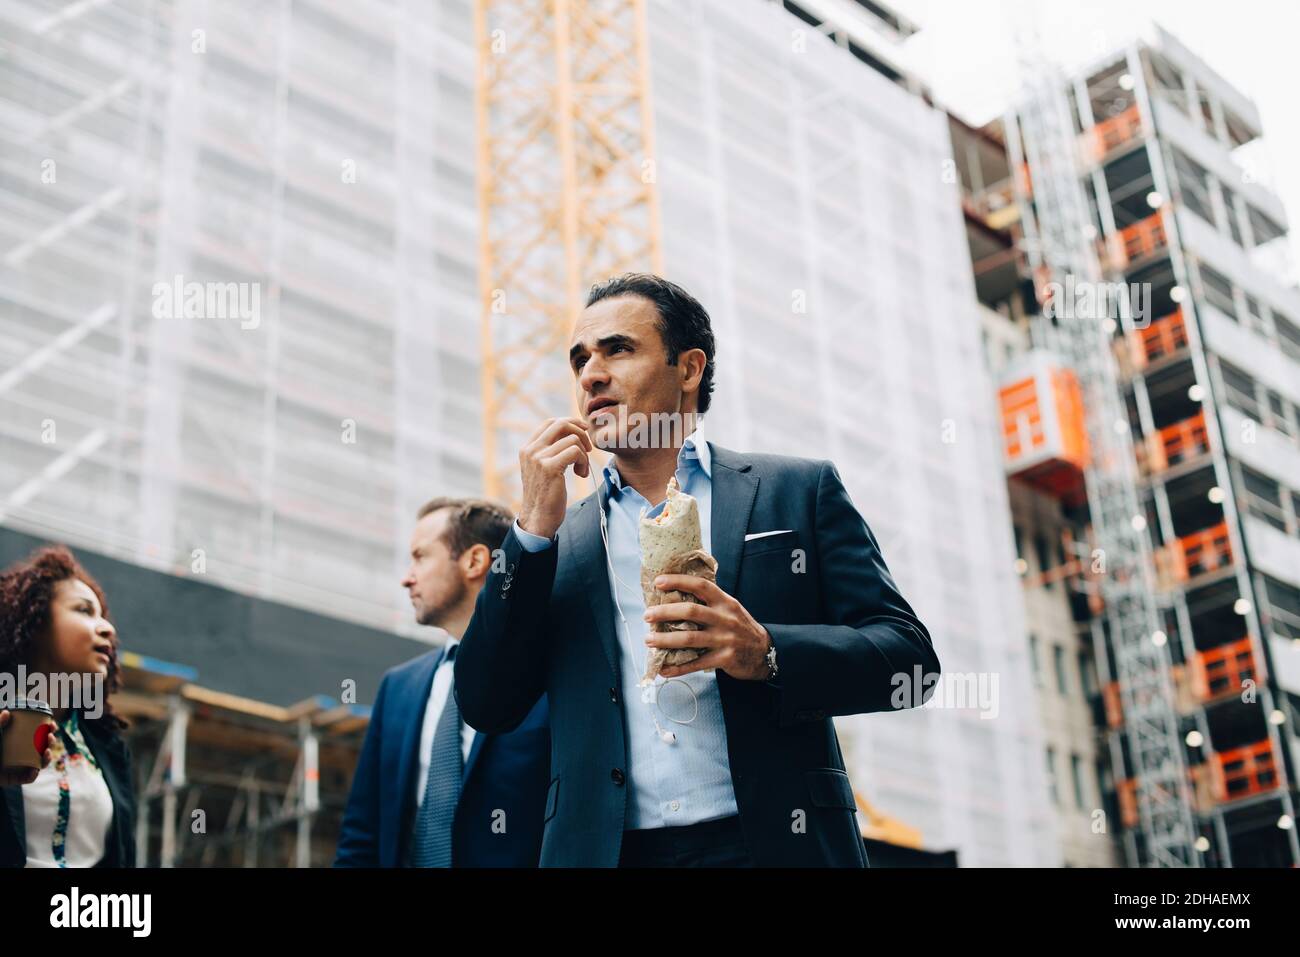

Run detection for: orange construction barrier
[[1156, 521, 1232, 584], [1017, 161, 1032, 198], [1214, 741, 1279, 802], [1182, 521, 1232, 578], [1131, 309, 1188, 369], [1192, 637, 1255, 701], [1136, 410, 1209, 474], [1088, 105, 1143, 161], [1108, 212, 1166, 269], [1117, 778, 1139, 828], [1103, 681, 1124, 729]]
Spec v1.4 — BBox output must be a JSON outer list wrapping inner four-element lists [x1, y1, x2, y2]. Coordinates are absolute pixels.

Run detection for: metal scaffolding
[[118, 655, 368, 868]]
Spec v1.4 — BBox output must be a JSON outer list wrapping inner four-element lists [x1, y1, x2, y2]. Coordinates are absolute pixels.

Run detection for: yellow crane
[[474, 0, 664, 504]]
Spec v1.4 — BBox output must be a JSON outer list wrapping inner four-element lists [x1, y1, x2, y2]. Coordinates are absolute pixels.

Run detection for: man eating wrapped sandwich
[[455, 273, 939, 868]]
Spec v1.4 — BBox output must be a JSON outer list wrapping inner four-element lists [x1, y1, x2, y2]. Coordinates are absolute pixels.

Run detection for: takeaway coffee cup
[[1, 697, 55, 774]]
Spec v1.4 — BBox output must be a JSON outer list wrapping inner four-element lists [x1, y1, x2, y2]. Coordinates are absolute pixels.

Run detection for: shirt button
[[611, 768, 625, 786], [669, 800, 680, 812]]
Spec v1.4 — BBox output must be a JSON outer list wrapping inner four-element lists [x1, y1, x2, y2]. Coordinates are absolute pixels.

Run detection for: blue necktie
[[410, 644, 462, 868]]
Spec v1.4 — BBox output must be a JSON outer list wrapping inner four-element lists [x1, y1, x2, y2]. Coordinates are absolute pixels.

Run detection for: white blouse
[[23, 712, 114, 868]]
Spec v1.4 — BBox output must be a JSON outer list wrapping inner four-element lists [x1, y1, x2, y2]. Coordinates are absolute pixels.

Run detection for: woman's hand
[[0, 709, 56, 787]]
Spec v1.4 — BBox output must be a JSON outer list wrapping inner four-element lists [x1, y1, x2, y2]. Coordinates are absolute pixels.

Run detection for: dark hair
[[0, 545, 126, 732], [416, 497, 514, 557], [585, 273, 716, 414]]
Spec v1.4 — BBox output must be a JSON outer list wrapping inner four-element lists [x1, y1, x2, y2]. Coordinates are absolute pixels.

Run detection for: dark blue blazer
[[456, 444, 940, 867], [334, 647, 549, 867]]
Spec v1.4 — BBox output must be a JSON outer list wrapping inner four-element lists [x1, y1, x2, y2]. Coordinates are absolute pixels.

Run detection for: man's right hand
[[517, 417, 593, 540]]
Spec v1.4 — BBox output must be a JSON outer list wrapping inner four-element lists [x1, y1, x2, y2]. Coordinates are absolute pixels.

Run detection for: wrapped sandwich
[[639, 476, 718, 685]]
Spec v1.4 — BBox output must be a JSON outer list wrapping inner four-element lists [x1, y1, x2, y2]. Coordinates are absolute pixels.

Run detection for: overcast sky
[[885, 0, 1300, 283]]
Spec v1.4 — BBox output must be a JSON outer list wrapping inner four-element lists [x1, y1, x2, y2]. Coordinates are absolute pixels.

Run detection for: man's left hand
[[643, 575, 771, 681]]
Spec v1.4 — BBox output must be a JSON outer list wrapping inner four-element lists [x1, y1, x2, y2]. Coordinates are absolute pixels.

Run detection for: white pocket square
[[744, 529, 793, 541]]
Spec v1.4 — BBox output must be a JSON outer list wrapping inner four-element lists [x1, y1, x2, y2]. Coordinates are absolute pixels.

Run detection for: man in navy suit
[[457, 273, 939, 867], [335, 498, 549, 868]]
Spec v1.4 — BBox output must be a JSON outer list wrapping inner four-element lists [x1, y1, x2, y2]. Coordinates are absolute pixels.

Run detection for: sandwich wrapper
[[639, 476, 718, 685]]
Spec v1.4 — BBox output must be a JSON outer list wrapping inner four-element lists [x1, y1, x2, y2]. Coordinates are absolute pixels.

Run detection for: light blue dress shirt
[[512, 431, 738, 829]]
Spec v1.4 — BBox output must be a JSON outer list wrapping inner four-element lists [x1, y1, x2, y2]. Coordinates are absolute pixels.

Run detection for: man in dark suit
[[456, 273, 940, 868], [335, 498, 549, 868]]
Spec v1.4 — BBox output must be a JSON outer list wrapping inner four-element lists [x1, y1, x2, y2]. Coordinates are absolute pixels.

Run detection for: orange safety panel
[[1194, 637, 1255, 700], [999, 371, 1088, 467], [1117, 778, 1138, 828], [1110, 212, 1166, 268], [1103, 681, 1124, 729], [1214, 741, 1278, 802], [1000, 376, 1045, 459], [1160, 410, 1208, 467], [999, 355, 1088, 504], [1181, 521, 1232, 578], [1134, 308, 1188, 367], [1089, 105, 1143, 160], [1051, 367, 1090, 469]]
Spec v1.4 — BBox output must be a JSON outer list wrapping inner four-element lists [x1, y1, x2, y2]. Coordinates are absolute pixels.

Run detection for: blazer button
[[609, 687, 619, 704], [611, 768, 625, 786]]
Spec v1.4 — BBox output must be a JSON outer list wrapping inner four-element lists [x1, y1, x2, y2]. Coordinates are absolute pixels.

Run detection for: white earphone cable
[[588, 455, 700, 743]]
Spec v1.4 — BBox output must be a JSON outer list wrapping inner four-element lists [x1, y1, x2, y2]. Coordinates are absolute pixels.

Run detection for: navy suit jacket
[[334, 647, 549, 867], [456, 444, 940, 867]]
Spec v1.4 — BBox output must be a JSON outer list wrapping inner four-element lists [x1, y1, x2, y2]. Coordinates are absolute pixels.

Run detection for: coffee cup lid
[[11, 697, 53, 716]]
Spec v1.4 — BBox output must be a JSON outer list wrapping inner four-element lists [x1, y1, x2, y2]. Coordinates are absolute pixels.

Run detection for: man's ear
[[679, 348, 707, 400], [461, 543, 491, 583]]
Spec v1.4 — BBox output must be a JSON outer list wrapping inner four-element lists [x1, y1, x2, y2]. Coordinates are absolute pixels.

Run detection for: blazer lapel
[[462, 729, 487, 785], [565, 489, 621, 681], [395, 651, 442, 826], [708, 444, 759, 597]]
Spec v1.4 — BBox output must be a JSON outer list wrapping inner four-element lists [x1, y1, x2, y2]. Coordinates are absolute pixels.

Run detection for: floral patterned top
[[23, 710, 114, 868]]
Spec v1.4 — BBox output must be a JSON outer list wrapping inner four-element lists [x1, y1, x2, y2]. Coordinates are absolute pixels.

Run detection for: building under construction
[[3, 0, 1296, 868], [956, 24, 1300, 867]]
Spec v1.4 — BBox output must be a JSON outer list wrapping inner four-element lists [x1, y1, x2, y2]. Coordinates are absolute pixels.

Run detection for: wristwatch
[[763, 636, 779, 682]]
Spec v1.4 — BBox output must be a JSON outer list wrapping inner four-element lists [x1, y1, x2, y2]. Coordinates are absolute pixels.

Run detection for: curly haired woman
[[0, 546, 136, 868]]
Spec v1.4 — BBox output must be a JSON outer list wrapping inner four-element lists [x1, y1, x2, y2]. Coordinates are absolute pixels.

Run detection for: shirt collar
[[601, 424, 711, 498]]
